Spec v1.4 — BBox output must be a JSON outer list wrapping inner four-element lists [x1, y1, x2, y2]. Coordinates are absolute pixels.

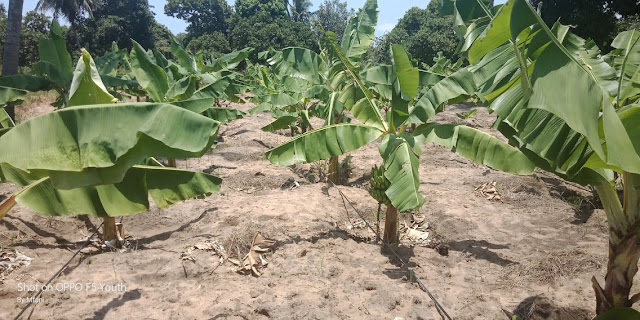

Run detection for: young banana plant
[[255, 0, 381, 184], [448, 0, 640, 314], [0, 49, 223, 246], [128, 38, 250, 166]]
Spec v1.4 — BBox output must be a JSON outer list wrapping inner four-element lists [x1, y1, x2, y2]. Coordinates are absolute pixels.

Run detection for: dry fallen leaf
[[238, 232, 275, 276], [475, 181, 503, 202]]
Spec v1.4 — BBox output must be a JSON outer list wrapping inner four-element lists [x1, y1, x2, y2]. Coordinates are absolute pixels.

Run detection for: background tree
[[230, 12, 317, 58], [230, 0, 316, 58], [164, 0, 231, 43], [19, 11, 51, 67], [234, 0, 288, 19], [71, 0, 169, 56], [366, 1, 457, 65], [311, 0, 353, 38], [186, 32, 231, 58], [35, 0, 98, 46], [528, 0, 640, 51], [0, 4, 7, 62]]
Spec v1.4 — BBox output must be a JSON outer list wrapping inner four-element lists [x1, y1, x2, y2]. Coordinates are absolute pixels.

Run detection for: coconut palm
[[36, 0, 97, 23], [1, 0, 25, 122]]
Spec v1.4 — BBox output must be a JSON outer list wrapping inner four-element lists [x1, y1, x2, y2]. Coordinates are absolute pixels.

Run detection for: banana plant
[[264, 30, 534, 243], [128, 39, 249, 167], [0, 21, 135, 109], [0, 49, 223, 246], [448, 0, 640, 314]]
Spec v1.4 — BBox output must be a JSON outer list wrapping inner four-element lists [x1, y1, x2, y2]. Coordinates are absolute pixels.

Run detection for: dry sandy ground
[[0, 100, 631, 320]]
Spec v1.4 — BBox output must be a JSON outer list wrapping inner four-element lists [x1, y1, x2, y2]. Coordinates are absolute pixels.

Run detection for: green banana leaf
[[465, 0, 640, 174], [262, 116, 299, 132], [409, 68, 476, 123], [414, 123, 535, 175], [68, 49, 118, 106], [265, 124, 384, 166], [12, 165, 220, 217], [340, 0, 378, 62], [130, 40, 169, 102], [170, 35, 198, 74], [170, 98, 215, 114], [592, 307, 640, 320], [38, 20, 73, 87], [201, 107, 246, 123], [0, 103, 219, 189], [379, 134, 425, 212]]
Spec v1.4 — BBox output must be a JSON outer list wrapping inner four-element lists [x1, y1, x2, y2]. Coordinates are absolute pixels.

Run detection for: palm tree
[[36, 0, 97, 23], [285, 0, 312, 23], [1, 0, 24, 123], [35, 0, 98, 47]]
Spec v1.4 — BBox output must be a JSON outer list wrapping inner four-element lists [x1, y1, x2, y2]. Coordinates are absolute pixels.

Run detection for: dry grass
[[222, 223, 275, 260], [504, 249, 602, 284]]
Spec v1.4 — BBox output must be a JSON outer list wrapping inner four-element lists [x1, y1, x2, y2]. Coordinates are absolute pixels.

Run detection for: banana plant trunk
[[383, 205, 399, 243], [103, 217, 119, 245], [593, 173, 640, 314], [328, 156, 339, 184], [168, 158, 177, 168]]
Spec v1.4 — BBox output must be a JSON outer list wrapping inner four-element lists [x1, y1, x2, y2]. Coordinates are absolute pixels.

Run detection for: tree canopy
[[366, 1, 457, 65], [311, 0, 354, 38], [71, 0, 170, 56], [529, 0, 640, 51], [164, 0, 232, 42]]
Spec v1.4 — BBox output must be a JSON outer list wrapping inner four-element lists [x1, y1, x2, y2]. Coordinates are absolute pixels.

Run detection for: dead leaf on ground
[[181, 239, 227, 262], [236, 232, 276, 276], [475, 181, 503, 202], [0, 250, 32, 284]]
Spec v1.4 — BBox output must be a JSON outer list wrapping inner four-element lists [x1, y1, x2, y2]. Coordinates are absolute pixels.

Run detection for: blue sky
[[2, 0, 507, 37]]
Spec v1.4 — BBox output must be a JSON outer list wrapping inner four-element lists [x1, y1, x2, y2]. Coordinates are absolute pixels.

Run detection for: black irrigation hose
[[14, 221, 104, 320], [322, 173, 453, 320]]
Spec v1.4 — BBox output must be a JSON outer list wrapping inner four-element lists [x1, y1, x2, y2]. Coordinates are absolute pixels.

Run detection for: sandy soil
[[0, 100, 629, 320]]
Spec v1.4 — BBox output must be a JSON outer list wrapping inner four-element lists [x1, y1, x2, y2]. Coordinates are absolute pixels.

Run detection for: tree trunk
[[592, 174, 640, 314], [328, 156, 339, 184], [103, 217, 119, 244], [2, 0, 24, 123], [383, 205, 399, 243]]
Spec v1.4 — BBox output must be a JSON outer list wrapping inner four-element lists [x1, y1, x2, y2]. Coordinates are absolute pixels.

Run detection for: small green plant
[[456, 109, 477, 119]]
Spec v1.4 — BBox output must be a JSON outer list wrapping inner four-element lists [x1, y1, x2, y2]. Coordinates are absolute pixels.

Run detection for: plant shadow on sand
[[507, 295, 593, 320], [88, 289, 143, 320], [448, 239, 516, 266]]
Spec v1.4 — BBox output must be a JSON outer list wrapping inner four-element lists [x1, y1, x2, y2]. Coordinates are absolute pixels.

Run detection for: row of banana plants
[[255, 0, 535, 243], [0, 22, 257, 246]]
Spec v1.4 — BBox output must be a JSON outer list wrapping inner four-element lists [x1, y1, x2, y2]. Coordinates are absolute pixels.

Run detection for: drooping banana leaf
[[413, 122, 535, 174], [10, 165, 220, 217], [261, 115, 299, 132], [464, 0, 640, 174], [265, 124, 384, 166], [202, 107, 246, 124], [0, 103, 219, 189], [379, 134, 424, 212], [409, 68, 477, 123]]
